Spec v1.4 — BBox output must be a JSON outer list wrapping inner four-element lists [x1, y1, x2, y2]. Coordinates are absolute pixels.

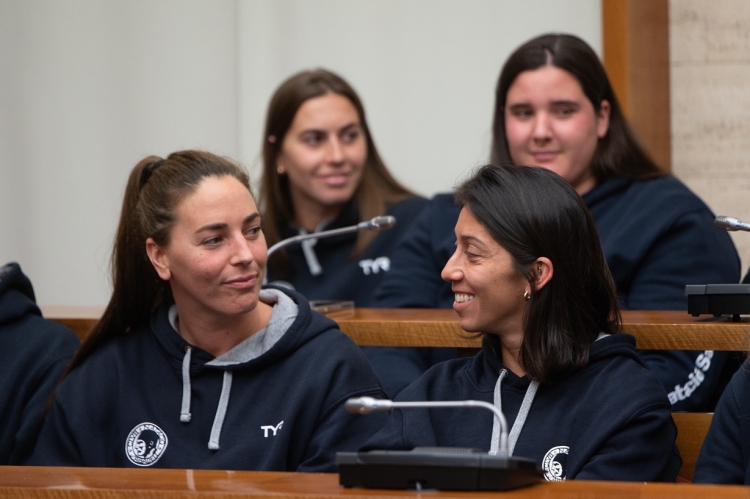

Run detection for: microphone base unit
[[336, 448, 542, 491], [685, 284, 750, 321]]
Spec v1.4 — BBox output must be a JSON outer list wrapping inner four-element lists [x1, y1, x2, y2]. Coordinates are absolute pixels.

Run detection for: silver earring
[[524, 290, 531, 301]]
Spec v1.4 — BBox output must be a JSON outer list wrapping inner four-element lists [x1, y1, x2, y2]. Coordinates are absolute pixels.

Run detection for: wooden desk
[[0, 466, 749, 499], [328, 309, 750, 351], [43, 306, 750, 351]]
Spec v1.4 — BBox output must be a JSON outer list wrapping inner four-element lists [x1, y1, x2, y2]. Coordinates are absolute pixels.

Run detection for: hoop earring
[[277, 165, 285, 175], [524, 290, 531, 301]]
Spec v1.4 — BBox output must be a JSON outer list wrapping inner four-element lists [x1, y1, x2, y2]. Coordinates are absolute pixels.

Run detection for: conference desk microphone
[[264, 215, 396, 294], [336, 396, 542, 492], [715, 215, 750, 232], [685, 216, 750, 319], [266, 215, 396, 258]]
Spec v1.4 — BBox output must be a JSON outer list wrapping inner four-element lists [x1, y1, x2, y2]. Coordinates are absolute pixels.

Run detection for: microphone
[[337, 397, 541, 491], [715, 215, 750, 232], [345, 396, 509, 456], [266, 215, 396, 258]]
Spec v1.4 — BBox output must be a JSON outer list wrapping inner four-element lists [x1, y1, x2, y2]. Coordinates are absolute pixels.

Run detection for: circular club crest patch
[[542, 445, 569, 481], [125, 422, 168, 466]]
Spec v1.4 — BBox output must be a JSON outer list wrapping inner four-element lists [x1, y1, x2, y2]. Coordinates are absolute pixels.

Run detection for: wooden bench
[[673, 412, 713, 482]]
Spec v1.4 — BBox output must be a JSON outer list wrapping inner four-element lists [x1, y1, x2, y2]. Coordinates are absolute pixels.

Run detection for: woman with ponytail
[[30, 150, 386, 471]]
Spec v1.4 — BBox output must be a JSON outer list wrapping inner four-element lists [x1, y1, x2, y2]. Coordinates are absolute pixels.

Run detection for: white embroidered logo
[[542, 446, 569, 481], [125, 422, 168, 466], [358, 257, 390, 275], [261, 420, 284, 437], [668, 350, 713, 405]]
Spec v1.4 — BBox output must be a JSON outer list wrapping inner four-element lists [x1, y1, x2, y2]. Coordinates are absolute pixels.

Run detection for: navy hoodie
[[266, 196, 428, 306], [30, 287, 387, 471], [693, 362, 750, 484], [0, 262, 80, 464], [361, 334, 681, 482], [372, 176, 740, 409]]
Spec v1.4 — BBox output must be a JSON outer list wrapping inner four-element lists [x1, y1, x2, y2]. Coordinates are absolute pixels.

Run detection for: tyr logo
[[359, 257, 390, 275], [261, 421, 284, 437]]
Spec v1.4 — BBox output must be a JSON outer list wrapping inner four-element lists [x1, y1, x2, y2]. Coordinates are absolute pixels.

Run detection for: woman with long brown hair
[[30, 150, 386, 471], [259, 68, 427, 306]]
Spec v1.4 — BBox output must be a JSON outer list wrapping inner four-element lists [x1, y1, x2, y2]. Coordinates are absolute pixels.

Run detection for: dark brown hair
[[491, 33, 663, 183], [259, 69, 415, 276], [65, 150, 251, 376], [454, 164, 621, 383]]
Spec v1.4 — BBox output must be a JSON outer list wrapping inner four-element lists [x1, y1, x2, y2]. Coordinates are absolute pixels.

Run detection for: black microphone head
[[370, 215, 396, 230]]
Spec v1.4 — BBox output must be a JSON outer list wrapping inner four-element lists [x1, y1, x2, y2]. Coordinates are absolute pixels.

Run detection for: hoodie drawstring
[[180, 346, 234, 451], [208, 371, 233, 450], [300, 234, 322, 276], [180, 347, 192, 423], [489, 369, 540, 456]]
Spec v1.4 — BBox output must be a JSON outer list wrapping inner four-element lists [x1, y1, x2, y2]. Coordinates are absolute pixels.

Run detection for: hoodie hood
[[481, 332, 644, 387], [150, 285, 336, 372], [483, 333, 642, 457], [0, 262, 41, 326], [148, 284, 341, 450]]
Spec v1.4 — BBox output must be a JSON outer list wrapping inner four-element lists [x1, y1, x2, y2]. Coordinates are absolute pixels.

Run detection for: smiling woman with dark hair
[[363, 164, 681, 482], [374, 33, 740, 409]]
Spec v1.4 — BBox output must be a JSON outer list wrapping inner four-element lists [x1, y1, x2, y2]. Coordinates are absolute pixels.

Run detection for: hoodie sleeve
[[621, 209, 739, 312], [693, 367, 750, 484], [574, 404, 681, 482], [28, 347, 120, 467], [366, 195, 458, 398], [28, 394, 85, 466], [622, 207, 740, 412], [296, 389, 388, 473], [295, 340, 390, 473], [10, 336, 78, 464], [372, 194, 456, 309]]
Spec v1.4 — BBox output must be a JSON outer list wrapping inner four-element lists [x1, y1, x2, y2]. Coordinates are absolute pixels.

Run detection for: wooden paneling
[[674, 412, 713, 482], [603, 0, 671, 171]]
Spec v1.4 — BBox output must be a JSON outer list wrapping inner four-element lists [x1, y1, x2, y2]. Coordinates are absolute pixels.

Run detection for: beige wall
[[0, 0, 601, 306], [671, 0, 750, 276]]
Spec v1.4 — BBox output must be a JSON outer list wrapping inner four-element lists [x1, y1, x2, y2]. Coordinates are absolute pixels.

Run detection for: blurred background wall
[[0, 0, 602, 306], [670, 0, 750, 279], [6, 1, 749, 307]]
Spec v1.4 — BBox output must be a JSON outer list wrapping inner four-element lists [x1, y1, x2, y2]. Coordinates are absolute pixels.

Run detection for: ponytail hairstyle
[[65, 150, 251, 377], [491, 33, 663, 183], [454, 164, 621, 383], [259, 68, 415, 277]]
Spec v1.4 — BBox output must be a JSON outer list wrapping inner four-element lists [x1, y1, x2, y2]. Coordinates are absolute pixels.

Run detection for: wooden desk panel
[[1, 466, 750, 499], [43, 306, 750, 351], [329, 309, 750, 351]]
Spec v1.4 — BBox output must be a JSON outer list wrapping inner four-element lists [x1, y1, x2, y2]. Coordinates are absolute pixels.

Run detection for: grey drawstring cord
[[489, 369, 540, 456], [208, 371, 233, 450], [170, 290, 296, 451], [300, 234, 322, 275], [180, 347, 192, 423], [179, 346, 235, 450]]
